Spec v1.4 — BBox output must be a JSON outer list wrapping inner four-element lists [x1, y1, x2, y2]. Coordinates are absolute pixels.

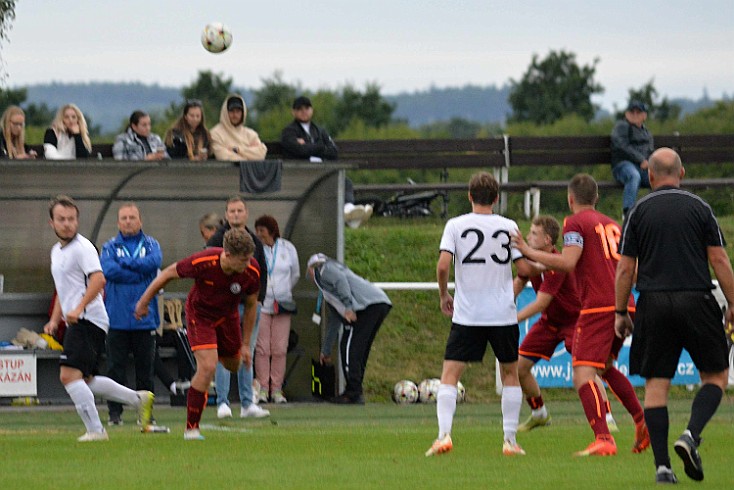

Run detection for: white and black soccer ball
[[392, 380, 419, 404], [201, 22, 233, 53], [456, 381, 466, 403], [418, 378, 440, 403]]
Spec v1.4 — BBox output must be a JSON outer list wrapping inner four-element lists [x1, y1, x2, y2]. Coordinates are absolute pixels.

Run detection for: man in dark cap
[[281, 96, 371, 228], [610, 100, 654, 219]]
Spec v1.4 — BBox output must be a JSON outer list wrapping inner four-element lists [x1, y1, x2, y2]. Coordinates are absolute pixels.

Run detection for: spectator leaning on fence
[[112, 111, 169, 161], [43, 103, 91, 159], [610, 100, 654, 219], [164, 99, 210, 161], [0, 105, 37, 159]]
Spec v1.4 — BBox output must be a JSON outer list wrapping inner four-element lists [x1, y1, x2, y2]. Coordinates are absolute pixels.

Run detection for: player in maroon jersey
[[134, 228, 260, 440], [513, 174, 649, 457]]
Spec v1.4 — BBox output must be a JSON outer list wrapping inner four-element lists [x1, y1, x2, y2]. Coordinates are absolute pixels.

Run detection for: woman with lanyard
[[253, 215, 300, 404]]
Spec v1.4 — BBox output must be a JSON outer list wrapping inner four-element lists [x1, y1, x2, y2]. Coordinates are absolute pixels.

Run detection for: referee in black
[[614, 147, 734, 484]]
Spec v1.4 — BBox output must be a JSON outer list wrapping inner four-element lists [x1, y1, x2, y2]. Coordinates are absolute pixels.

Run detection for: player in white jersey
[[44, 195, 154, 441], [426, 172, 533, 457]]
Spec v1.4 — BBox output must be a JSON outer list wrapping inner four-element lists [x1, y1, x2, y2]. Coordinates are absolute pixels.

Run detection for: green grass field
[[2, 398, 733, 489]]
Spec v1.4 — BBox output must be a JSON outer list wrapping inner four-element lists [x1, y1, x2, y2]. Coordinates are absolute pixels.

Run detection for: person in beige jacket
[[210, 94, 267, 161]]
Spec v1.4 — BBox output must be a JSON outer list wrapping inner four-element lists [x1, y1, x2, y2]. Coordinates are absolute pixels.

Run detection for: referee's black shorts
[[444, 323, 519, 364], [59, 319, 106, 377], [630, 290, 729, 378]]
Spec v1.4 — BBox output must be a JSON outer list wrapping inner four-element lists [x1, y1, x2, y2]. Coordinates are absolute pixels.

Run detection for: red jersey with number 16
[[176, 248, 260, 321], [562, 209, 623, 310]]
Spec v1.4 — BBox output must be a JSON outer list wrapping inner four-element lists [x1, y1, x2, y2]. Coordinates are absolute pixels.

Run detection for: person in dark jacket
[[101, 203, 162, 425], [610, 100, 654, 218], [207, 196, 270, 419], [164, 99, 210, 160]]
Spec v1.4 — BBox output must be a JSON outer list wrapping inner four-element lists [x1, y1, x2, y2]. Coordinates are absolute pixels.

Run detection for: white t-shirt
[[50, 234, 110, 332], [439, 213, 522, 326]]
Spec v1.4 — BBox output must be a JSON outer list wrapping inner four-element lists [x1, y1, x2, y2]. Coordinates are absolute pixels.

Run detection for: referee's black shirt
[[619, 185, 726, 291]]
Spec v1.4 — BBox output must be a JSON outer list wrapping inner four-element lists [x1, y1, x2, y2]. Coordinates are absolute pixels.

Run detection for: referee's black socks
[[644, 406, 670, 468], [688, 383, 723, 443]]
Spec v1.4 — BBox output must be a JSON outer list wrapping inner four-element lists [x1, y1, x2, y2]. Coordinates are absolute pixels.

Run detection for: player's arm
[[134, 262, 179, 320], [517, 291, 553, 323], [66, 271, 106, 324], [513, 276, 527, 299], [240, 291, 258, 366], [614, 255, 636, 338], [708, 246, 734, 328], [43, 295, 63, 335], [437, 251, 453, 317]]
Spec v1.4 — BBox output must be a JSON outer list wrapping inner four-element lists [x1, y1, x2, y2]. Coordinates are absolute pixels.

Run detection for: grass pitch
[[1, 398, 732, 489]]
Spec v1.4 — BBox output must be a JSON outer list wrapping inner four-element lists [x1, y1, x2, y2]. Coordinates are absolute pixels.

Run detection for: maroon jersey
[[563, 209, 622, 311], [529, 248, 580, 327], [176, 248, 260, 321]]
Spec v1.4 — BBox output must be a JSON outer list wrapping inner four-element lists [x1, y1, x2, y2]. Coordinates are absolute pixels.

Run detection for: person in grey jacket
[[610, 100, 654, 218], [308, 253, 391, 404], [112, 111, 169, 161]]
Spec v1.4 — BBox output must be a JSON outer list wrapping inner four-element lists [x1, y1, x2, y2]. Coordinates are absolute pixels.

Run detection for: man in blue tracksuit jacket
[[101, 203, 162, 425]]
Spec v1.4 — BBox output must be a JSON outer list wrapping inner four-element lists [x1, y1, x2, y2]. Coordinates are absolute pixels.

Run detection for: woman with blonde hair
[[164, 99, 210, 160], [43, 103, 91, 159], [1, 105, 36, 159]]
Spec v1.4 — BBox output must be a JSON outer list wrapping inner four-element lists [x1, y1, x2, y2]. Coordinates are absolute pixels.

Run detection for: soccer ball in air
[[418, 378, 440, 403], [201, 22, 233, 53], [392, 380, 419, 404]]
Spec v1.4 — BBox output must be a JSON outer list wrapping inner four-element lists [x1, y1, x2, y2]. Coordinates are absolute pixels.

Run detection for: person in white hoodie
[[209, 94, 267, 161]]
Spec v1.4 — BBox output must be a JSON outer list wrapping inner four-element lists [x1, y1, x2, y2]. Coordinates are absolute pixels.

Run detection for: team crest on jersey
[[230, 283, 242, 294]]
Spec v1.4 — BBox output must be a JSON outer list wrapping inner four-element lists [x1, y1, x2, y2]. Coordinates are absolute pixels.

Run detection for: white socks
[[436, 384, 458, 439], [531, 404, 548, 419], [65, 379, 104, 433], [501, 386, 522, 444], [87, 376, 140, 406]]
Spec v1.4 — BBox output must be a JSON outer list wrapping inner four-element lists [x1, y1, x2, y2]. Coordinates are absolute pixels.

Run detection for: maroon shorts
[[571, 309, 624, 369], [519, 318, 575, 361], [186, 313, 242, 358]]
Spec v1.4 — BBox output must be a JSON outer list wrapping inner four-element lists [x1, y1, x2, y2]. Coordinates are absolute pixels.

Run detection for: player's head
[[199, 212, 221, 243], [528, 215, 560, 250], [48, 194, 79, 243], [468, 172, 499, 206], [649, 147, 685, 188], [225, 196, 248, 228], [117, 202, 142, 236], [222, 228, 255, 272], [568, 173, 599, 207]]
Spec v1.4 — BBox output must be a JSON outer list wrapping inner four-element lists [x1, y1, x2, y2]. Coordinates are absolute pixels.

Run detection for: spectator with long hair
[[0, 106, 37, 159], [112, 110, 169, 161], [254, 215, 300, 404], [164, 99, 210, 160], [43, 103, 91, 159]]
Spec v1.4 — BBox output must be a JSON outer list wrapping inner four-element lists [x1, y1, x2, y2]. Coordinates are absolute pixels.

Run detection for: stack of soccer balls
[[392, 378, 465, 404]]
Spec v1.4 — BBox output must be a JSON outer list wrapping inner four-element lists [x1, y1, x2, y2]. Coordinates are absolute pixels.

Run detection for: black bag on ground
[[311, 359, 336, 399]]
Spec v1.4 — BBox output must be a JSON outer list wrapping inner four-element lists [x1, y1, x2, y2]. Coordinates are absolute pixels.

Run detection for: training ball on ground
[[392, 380, 419, 404], [456, 381, 466, 403], [418, 378, 440, 403], [201, 22, 233, 53]]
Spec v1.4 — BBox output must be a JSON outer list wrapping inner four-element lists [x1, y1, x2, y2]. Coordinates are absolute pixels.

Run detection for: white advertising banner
[[0, 353, 37, 396]]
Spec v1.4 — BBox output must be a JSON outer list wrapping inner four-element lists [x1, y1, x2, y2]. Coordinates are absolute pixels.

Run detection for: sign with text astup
[[0, 354, 37, 396]]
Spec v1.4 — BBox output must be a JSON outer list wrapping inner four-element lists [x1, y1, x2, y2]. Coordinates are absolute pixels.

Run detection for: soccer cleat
[[502, 440, 526, 456], [136, 390, 155, 428], [217, 403, 233, 419], [142, 424, 170, 434], [674, 431, 703, 481], [425, 434, 453, 456], [241, 404, 270, 418], [271, 390, 287, 404], [518, 413, 551, 432], [183, 428, 205, 441], [606, 414, 619, 433], [573, 437, 617, 457], [655, 466, 678, 484], [77, 430, 109, 442], [632, 421, 651, 453]]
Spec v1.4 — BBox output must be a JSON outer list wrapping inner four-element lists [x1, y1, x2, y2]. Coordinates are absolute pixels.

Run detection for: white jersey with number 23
[[439, 213, 522, 327]]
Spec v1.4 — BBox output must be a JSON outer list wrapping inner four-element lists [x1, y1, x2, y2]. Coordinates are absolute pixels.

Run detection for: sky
[[3, 0, 732, 111]]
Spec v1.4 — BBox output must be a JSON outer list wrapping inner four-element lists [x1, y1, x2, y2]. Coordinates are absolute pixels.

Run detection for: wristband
[[614, 309, 627, 315]]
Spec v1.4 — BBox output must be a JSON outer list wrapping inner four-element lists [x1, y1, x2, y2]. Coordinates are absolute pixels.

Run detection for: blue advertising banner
[[517, 286, 700, 387]]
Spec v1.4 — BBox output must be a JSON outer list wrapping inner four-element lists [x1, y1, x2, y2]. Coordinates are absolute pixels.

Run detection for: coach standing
[[615, 148, 734, 484]]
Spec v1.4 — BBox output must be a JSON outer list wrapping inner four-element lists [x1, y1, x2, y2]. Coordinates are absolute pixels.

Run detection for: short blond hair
[[223, 228, 254, 257]]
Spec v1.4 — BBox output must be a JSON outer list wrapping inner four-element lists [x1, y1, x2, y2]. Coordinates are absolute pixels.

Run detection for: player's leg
[[490, 324, 525, 455], [595, 376, 619, 432], [425, 359, 464, 456], [642, 377, 677, 482], [517, 355, 552, 431], [185, 348, 217, 440], [572, 365, 616, 456], [600, 359, 646, 450]]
